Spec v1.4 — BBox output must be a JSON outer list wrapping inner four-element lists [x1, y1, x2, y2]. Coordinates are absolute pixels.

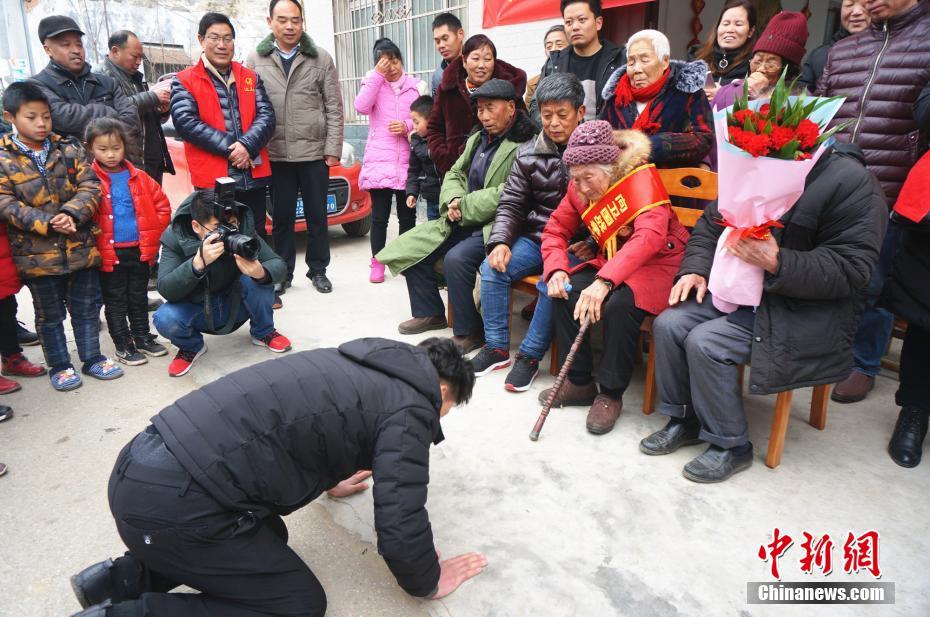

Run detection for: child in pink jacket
[[355, 38, 428, 283]]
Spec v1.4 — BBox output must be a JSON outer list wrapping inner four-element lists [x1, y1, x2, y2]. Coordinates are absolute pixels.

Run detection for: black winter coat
[[151, 338, 444, 597], [170, 66, 275, 191], [405, 133, 440, 202], [547, 40, 626, 116], [883, 216, 930, 330], [101, 58, 175, 175], [816, 2, 930, 207], [799, 28, 850, 94], [30, 61, 140, 142], [487, 132, 568, 251], [680, 145, 886, 394]]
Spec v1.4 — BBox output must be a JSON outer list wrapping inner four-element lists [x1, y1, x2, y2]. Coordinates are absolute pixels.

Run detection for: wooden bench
[[509, 167, 832, 469]]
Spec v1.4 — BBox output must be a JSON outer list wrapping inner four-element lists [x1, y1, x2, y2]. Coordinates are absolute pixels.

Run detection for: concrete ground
[[1, 224, 927, 617]]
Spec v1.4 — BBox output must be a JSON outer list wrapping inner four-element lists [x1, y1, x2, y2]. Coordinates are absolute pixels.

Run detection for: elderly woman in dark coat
[[600, 29, 713, 168], [427, 34, 527, 176]]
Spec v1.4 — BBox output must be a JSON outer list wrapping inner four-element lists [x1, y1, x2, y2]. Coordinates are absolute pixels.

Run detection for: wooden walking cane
[[529, 314, 592, 441]]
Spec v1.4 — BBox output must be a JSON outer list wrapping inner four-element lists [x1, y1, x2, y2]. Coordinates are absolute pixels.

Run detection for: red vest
[[175, 60, 271, 188]]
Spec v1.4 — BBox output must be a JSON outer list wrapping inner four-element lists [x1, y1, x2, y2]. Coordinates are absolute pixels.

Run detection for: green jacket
[[377, 111, 537, 275], [157, 193, 286, 314]]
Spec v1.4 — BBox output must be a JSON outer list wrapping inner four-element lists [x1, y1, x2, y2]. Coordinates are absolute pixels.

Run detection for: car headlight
[[340, 142, 356, 168]]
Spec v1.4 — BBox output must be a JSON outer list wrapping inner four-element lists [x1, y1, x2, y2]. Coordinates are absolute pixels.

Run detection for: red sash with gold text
[[581, 164, 670, 258]]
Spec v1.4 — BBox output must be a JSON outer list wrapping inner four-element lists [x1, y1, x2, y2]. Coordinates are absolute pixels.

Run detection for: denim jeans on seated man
[[153, 275, 275, 353], [480, 236, 554, 360]]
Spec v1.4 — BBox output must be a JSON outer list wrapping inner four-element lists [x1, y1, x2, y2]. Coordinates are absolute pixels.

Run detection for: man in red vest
[[170, 13, 275, 241]]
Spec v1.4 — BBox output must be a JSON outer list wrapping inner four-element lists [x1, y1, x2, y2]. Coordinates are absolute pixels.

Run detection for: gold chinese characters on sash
[[581, 164, 671, 259]]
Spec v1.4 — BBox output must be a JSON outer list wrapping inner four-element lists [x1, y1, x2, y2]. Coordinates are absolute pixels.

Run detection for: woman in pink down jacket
[[355, 38, 428, 283]]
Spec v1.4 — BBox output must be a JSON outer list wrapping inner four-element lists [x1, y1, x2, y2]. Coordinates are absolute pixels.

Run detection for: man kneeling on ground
[[153, 185, 290, 377], [69, 337, 485, 617]]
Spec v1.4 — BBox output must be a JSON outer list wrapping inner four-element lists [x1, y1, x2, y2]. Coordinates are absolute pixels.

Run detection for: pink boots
[[369, 258, 385, 283]]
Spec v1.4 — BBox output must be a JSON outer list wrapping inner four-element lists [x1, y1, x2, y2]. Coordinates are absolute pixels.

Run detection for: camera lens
[[224, 234, 260, 261]]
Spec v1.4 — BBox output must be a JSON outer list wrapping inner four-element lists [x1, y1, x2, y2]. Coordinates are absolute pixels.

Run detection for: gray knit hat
[[470, 78, 517, 102], [562, 121, 620, 167]]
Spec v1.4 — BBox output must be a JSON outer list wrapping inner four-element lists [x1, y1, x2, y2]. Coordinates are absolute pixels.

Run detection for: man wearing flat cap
[[377, 79, 538, 352], [30, 15, 139, 143]]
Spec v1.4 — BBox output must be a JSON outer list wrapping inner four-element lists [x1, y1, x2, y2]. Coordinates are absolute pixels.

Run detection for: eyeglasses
[[205, 35, 234, 45], [750, 57, 782, 71]]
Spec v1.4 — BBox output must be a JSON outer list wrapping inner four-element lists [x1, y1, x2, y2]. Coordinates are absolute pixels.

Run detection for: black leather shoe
[[683, 444, 753, 483], [888, 407, 929, 468], [71, 600, 111, 617], [640, 419, 703, 455], [71, 559, 114, 609], [309, 272, 333, 293]]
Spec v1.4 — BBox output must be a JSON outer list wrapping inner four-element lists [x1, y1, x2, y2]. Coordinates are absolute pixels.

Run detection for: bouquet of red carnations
[[707, 72, 846, 313]]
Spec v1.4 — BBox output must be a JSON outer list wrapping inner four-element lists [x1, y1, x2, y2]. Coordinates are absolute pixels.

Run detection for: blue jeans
[[426, 200, 440, 221], [153, 275, 275, 353], [852, 224, 901, 376], [25, 269, 103, 372], [479, 236, 553, 359]]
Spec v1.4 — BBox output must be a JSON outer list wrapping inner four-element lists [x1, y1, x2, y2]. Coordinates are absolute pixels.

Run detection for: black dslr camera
[[212, 177, 260, 261]]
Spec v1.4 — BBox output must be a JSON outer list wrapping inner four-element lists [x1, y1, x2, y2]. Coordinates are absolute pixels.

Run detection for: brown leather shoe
[[398, 316, 448, 335], [831, 371, 875, 404], [586, 395, 622, 435], [451, 333, 485, 354], [537, 381, 598, 408]]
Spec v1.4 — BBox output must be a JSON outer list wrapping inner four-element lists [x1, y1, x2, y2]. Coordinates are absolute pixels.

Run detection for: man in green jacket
[[377, 79, 537, 353], [153, 188, 290, 377]]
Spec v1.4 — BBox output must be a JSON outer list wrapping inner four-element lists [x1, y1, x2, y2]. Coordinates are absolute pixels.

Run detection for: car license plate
[[326, 193, 338, 214]]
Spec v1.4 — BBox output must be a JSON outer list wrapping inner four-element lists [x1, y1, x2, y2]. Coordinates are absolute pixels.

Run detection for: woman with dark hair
[[355, 38, 428, 283], [710, 12, 809, 111], [690, 0, 758, 98], [427, 34, 527, 176]]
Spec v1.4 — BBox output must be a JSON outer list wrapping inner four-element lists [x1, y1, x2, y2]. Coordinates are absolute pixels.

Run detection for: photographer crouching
[[154, 178, 290, 377]]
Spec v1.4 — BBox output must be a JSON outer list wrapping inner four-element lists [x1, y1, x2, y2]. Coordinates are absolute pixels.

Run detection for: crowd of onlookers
[[0, 0, 928, 482]]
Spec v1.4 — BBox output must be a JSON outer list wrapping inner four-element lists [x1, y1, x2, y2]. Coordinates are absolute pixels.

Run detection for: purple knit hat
[[562, 121, 619, 167]]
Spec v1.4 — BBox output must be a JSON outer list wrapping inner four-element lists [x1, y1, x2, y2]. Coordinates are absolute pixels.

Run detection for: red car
[[162, 121, 372, 237]]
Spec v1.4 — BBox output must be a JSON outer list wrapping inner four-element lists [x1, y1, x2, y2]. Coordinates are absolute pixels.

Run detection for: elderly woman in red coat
[[540, 120, 689, 435]]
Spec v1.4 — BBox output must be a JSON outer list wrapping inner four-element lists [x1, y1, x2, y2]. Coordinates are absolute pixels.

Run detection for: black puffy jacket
[[170, 63, 275, 191], [30, 61, 140, 142], [680, 144, 886, 394], [798, 28, 850, 94], [151, 338, 444, 597], [486, 131, 567, 251], [405, 133, 440, 202]]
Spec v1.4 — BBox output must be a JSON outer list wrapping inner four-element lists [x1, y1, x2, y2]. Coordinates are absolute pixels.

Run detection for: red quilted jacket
[[93, 160, 171, 272], [541, 182, 690, 316], [0, 224, 22, 298]]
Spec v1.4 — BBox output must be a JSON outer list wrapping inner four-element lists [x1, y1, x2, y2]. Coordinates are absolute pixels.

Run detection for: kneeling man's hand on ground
[[326, 470, 372, 498], [433, 550, 489, 599]]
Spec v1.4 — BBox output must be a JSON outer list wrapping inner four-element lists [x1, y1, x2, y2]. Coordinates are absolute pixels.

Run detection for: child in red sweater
[[87, 118, 171, 365]]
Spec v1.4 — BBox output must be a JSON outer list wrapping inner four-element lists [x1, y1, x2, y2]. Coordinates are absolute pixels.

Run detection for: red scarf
[[614, 67, 670, 134]]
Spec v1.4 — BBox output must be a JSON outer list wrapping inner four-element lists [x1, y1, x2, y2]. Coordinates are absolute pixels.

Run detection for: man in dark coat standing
[[816, 0, 930, 404], [68, 337, 484, 617], [103, 30, 176, 185], [640, 144, 886, 483], [30, 16, 139, 143]]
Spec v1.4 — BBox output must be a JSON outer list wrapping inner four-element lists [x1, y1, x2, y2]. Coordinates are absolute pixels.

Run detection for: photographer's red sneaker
[[168, 345, 208, 377], [252, 330, 291, 353]]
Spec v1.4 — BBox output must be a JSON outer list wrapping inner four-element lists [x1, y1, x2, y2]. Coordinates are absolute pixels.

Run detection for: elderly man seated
[[472, 73, 590, 391], [640, 143, 887, 483], [376, 79, 537, 353]]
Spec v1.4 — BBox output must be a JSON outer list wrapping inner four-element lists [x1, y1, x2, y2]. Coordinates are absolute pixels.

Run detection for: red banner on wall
[[483, 0, 652, 28]]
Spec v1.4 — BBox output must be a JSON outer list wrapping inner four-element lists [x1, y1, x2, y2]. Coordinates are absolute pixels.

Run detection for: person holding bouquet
[[639, 80, 887, 483]]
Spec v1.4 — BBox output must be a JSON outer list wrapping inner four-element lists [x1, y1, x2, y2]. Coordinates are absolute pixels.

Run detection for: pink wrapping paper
[[707, 105, 831, 313]]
